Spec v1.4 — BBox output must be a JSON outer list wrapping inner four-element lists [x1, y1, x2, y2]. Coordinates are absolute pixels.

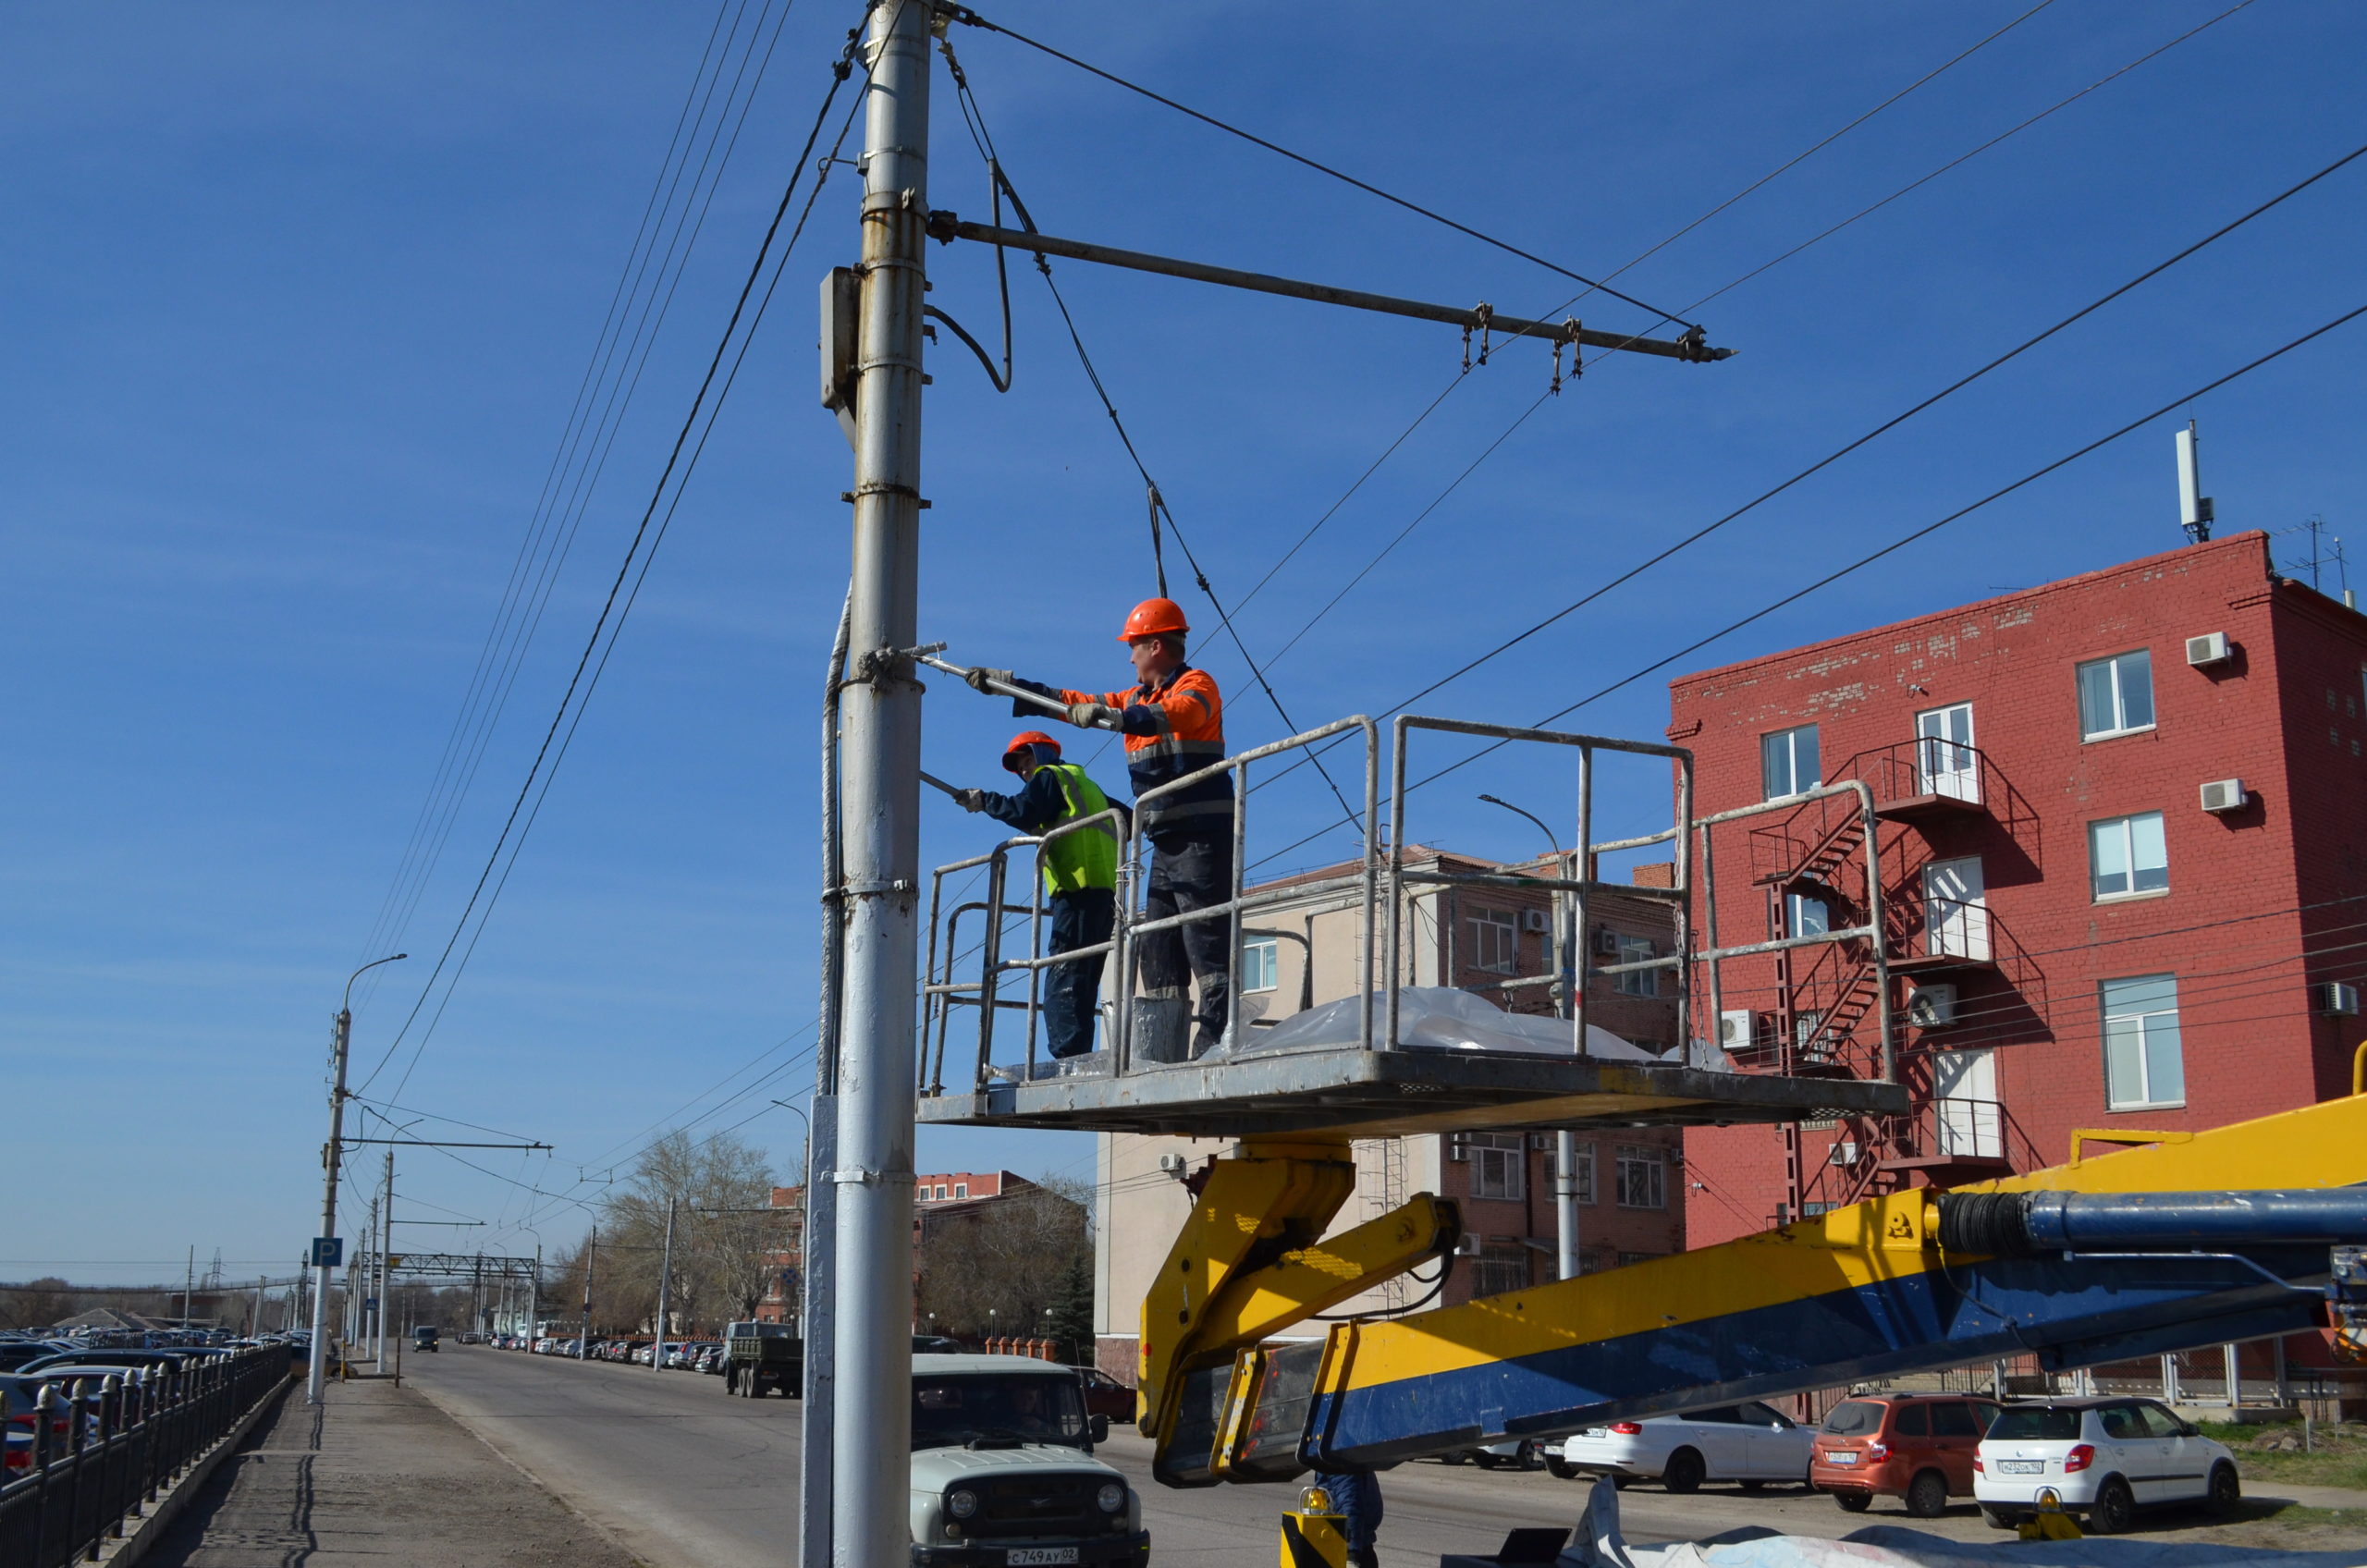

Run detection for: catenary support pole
[[652, 1202, 676, 1370], [376, 1150, 394, 1366], [580, 1229, 595, 1359], [831, 3, 930, 1563], [311, 1004, 353, 1398]]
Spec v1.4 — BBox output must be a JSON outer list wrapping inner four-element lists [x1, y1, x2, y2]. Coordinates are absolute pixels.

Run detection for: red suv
[[1810, 1394, 2000, 1516]]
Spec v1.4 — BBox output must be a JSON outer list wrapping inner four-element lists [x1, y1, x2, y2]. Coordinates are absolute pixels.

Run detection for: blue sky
[[7, 0, 2362, 1285]]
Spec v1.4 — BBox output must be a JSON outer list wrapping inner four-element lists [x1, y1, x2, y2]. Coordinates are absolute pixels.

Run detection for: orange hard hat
[[1118, 596, 1190, 642], [1003, 730, 1061, 772]]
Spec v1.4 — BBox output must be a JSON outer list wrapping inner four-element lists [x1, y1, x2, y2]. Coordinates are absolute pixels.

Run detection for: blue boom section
[[1307, 1247, 2333, 1467]]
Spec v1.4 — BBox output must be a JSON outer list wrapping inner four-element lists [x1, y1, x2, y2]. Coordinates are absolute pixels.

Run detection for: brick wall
[[1671, 533, 2367, 1245]]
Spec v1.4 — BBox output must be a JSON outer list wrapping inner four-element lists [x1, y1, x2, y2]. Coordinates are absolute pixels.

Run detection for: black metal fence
[[0, 1345, 290, 1567]]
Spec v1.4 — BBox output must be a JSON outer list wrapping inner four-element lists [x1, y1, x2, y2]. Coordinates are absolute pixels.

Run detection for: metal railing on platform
[[0, 1343, 288, 1568]]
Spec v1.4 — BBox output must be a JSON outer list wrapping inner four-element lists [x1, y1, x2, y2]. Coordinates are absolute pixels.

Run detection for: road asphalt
[[406, 1347, 2367, 1566]]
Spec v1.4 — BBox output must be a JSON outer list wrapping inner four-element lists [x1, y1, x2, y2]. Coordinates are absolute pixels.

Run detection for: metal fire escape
[[1743, 734, 2045, 1219]]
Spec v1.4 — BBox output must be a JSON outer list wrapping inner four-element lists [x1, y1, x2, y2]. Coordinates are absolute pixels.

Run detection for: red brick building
[[1672, 532, 2367, 1244]]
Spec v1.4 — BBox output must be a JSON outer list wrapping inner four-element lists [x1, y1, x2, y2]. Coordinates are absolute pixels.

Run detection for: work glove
[[964, 666, 1014, 694], [954, 789, 987, 813], [1068, 702, 1116, 729]]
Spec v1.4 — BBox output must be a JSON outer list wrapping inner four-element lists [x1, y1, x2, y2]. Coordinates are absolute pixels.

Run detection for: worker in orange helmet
[[964, 597, 1233, 1060], [949, 732, 1122, 1062]]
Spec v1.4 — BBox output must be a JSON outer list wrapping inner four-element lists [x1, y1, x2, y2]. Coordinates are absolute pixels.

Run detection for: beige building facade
[[1091, 847, 1688, 1381]]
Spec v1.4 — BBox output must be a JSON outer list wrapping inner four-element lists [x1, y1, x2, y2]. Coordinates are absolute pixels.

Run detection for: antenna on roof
[[2177, 420, 2214, 545]]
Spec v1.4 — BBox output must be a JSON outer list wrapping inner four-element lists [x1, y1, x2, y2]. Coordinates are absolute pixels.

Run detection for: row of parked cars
[[1441, 1392, 2241, 1535], [2, 1331, 296, 1476], [484, 1334, 733, 1372]]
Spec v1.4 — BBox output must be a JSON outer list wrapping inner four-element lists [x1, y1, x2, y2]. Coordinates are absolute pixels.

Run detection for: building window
[[953, 1182, 968, 1199], [1468, 1247, 1529, 1299], [2077, 649, 2155, 739], [2102, 974, 2185, 1110], [1760, 724, 1821, 800], [1242, 937, 1279, 993], [1614, 1145, 1668, 1209], [1544, 1141, 1597, 1205], [1783, 892, 1830, 938], [1616, 1251, 1660, 1267], [1468, 908, 1518, 974], [1461, 1133, 1526, 1200], [1614, 935, 1659, 997], [2089, 812, 2169, 900]]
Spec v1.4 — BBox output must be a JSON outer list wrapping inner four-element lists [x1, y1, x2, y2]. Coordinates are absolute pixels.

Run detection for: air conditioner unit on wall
[[1591, 926, 1621, 957], [1521, 909, 1551, 934], [1446, 1134, 1468, 1163], [2200, 778, 2248, 814], [2186, 631, 2232, 667], [1718, 1010, 1755, 1050], [2313, 981, 2361, 1017], [1906, 983, 1958, 1029]]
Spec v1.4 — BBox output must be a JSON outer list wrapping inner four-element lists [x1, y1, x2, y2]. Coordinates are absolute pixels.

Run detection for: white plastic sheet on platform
[[1237, 985, 1731, 1072], [1528, 1478, 2366, 1568]]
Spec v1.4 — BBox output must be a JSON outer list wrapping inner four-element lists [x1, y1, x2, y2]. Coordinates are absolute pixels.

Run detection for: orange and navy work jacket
[[1027, 666, 1229, 840]]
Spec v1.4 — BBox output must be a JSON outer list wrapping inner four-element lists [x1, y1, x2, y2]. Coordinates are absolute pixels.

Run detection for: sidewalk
[[137, 1374, 644, 1567]]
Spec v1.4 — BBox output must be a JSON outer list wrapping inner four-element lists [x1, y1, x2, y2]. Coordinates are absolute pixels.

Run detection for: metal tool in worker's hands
[[913, 652, 1124, 731], [917, 770, 987, 812]]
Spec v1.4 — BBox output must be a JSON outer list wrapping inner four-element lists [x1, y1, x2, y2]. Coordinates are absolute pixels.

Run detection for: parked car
[[1557, 1403, 1817, 1492], [1810, 1393, 2000, 1515], [1440, 1439, 1551, 1471], [13, 1350, 186, 1378], [1973, 1396, 2238, 1534], [1076, 1366, 1134, 1422], [0, 1341, 74, 1373]]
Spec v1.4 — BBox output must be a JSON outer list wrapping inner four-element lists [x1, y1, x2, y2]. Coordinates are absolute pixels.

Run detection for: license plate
[[1998, 1460, 2044, 1475], [1825, 1452, 1858, 1465], [1006, 1551, 1079, 1566]]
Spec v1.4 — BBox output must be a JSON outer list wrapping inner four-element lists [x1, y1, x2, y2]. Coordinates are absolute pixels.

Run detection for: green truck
[[722, 1320, 802, 1398]]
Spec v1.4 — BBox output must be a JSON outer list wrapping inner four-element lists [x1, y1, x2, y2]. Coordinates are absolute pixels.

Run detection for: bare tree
[[915, 1177, 1091, 1342], [594, 1130, 786, 1336]]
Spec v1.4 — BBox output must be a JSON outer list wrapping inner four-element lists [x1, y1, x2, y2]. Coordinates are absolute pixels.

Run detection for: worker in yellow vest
[[955, 732, 1122, 1060]]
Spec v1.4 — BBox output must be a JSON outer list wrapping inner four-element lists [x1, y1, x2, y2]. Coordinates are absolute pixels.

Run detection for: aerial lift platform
[[918, 710, 2367, 1514]]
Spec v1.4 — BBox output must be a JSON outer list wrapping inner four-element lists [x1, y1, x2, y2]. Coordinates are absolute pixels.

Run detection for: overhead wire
[[941, 4, 1701, 329], [358, 31, 868, 1099], [1236, 0, 2264, 714], [351, 0, 801, 1013], [1239, 138, 2367, 862]]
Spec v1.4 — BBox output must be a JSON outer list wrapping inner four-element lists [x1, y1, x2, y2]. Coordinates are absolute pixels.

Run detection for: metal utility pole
[[184, 1246, 195, 1331], [579, 1230, 595, 1359], [831, 3, 930, 1562], [376, 1150, 395, 1366], [362, 1194, 378, 1353], [651, 1201, 677, 1370], [1478, 793, 1584, 1281], [313, 952, 403, 1400]]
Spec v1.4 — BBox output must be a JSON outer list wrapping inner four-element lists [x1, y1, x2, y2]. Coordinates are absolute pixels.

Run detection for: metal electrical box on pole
[[828, 1, 931, 1564]]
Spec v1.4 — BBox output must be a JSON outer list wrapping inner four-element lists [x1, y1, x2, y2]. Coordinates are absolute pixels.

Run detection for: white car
[[1974, 1396, 2239, 1534], [907, 1354, 1147, 1568], [1557, 1403, 1817, 1492]]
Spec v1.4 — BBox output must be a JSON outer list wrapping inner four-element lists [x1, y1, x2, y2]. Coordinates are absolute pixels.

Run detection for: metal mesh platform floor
[[914, 1047, 1907, 1139]]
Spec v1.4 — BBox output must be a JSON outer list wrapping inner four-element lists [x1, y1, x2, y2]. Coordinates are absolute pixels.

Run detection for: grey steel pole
[[651, 1202, 675, 1370], [579, 1230, 594, 1360], [375, 1150, 394, 1366], [833, 4, 930, 1563]]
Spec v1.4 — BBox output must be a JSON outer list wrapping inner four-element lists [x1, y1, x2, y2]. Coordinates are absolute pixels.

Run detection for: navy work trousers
[[1137, 832, 1236, 1056], [1045, 888, 1115, 1060]]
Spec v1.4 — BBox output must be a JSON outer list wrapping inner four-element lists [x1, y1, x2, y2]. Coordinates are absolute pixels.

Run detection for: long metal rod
[[309, 1008, 351, 1403], [929, 214, 1734, 363], [651, 1200, 675, 1371], [833, 5, 929, 1563]]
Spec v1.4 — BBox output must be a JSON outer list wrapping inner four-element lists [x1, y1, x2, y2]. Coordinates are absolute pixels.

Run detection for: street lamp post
[[310, 952, 404, 1403], [1478, 794, 1582, 1282]]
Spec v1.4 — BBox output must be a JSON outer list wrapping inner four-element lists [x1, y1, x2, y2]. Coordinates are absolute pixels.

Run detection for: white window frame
[[953, 1182, 968, 1199], [1614, 1144, 1668, 1209], [2078, 649, 2156, 741], [1760, 723, 1821, 801], [1242, 937, 1280, 994], [2088, 811, 2169, 901], [2101, 974, 2185, 1111], [1614, 934, 1658, 998], [1464, 1132, 1526, 1201], [1468, 908, 1519, 975], [1784, 892, 1831, 938], [1544, 1141, 1597, 1206]]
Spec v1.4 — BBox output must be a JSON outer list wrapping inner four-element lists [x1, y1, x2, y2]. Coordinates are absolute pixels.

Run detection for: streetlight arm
[[1477, 794, 1563, 861], [343, 952, 408, 1014]]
